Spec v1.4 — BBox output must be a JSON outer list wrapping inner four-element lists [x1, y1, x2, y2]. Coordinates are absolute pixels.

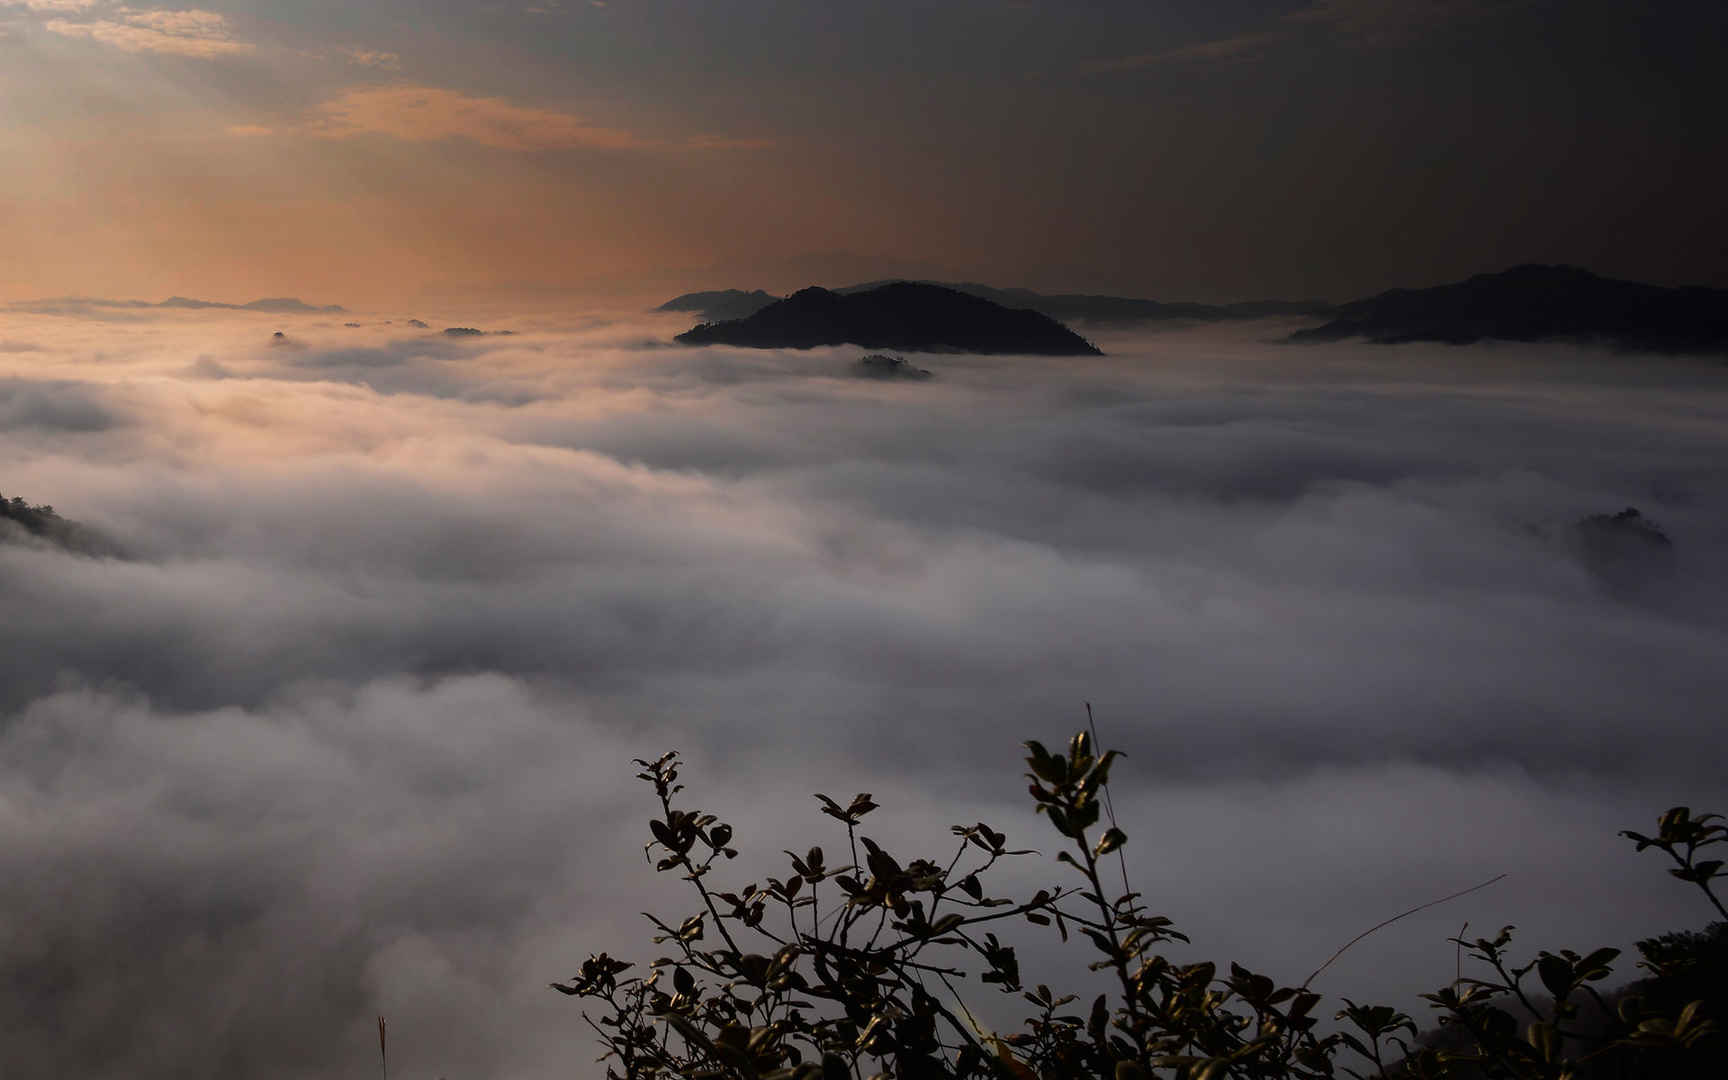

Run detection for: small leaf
[[1095, 827, 1128, 856], [1537, 954, 1572, 999]]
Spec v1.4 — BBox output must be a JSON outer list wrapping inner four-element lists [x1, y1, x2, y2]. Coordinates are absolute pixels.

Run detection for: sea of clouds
[[1, 308, 1725, 1078]]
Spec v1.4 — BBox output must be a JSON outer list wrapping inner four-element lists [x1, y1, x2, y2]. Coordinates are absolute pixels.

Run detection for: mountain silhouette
[[836, 281, 1330, 324], [1290, 265, 1728, 354], [674, 283, 1103, 355], [240, 298, 347, 314], [657, 289, 781, 322], [155, 296, 346, 313], [659, 282, 1328, 326]]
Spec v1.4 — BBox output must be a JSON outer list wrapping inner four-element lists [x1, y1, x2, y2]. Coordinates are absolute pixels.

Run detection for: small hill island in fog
[[0, 492, 119, 557], [674, 282, 1104, 355], [1292, 264, 1728, 354]]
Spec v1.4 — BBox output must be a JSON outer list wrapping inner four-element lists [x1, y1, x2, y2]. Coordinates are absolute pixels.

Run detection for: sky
[[1, 308, 1726, 1077], [2, 0, 1726, 307]]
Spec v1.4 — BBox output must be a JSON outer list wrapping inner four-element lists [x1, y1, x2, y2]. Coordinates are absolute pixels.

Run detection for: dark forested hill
[[1290, 265, 1728, 354], [674, 282, 1104, 355], [656, 289, 781, 323]]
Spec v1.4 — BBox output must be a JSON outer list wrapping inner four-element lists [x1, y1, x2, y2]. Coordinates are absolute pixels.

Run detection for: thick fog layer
[[2, 310, 1725, 1078]]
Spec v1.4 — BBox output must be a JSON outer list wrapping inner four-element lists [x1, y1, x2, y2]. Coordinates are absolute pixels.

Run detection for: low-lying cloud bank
[[1, 311, 1725, 1077]]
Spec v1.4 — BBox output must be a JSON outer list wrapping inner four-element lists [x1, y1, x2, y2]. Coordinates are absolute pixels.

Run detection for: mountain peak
[[676, 281, 1103, 355], [1291, 265, 1728, 353]]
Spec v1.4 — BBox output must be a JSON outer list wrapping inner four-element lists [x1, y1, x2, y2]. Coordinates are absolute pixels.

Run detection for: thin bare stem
[[1303, 874, 1508, 989], [1086, 701, 1136, 911]]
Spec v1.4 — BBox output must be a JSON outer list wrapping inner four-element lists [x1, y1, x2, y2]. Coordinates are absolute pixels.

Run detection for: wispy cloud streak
[[1094, 0, 1507, 70], [37, 6, 253, 57]]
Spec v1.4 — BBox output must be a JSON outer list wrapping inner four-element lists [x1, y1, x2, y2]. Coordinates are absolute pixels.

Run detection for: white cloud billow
[[0, 309, 1723, 1077]]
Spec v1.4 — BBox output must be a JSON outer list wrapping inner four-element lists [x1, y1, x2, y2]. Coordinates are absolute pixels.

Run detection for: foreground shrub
[[556, 733, 1723, 1079]]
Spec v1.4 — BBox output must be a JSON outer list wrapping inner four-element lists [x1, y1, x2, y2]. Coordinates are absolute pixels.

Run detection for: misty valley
[[1, 296, 1725, 1076]]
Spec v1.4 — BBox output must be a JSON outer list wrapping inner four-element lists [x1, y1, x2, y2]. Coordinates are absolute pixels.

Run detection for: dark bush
[[556, 734, 1723, 1079]]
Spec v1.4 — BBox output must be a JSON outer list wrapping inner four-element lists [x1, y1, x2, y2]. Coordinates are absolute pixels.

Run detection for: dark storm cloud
[[2, 317, 1726, 1077]]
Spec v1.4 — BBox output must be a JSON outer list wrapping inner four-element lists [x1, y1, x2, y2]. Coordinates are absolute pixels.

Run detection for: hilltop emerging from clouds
[[659, 281, 1331, 326], [666, 266, 1728, 357], [674, 282, 1104, 355], [1291, 265, 1728, 355]]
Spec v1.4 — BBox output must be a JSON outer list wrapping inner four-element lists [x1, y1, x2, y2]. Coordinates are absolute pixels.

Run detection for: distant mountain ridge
[[1290, 265, 1728, 354], [661, 267, 1728, 356], [154, 296, 347, 314], [656, 289, 780, 322], [8, 295, 347, 315], [674, 282, 1103, 355], [838, 281, 1331, 324], [657, 282, 1329, 325]]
